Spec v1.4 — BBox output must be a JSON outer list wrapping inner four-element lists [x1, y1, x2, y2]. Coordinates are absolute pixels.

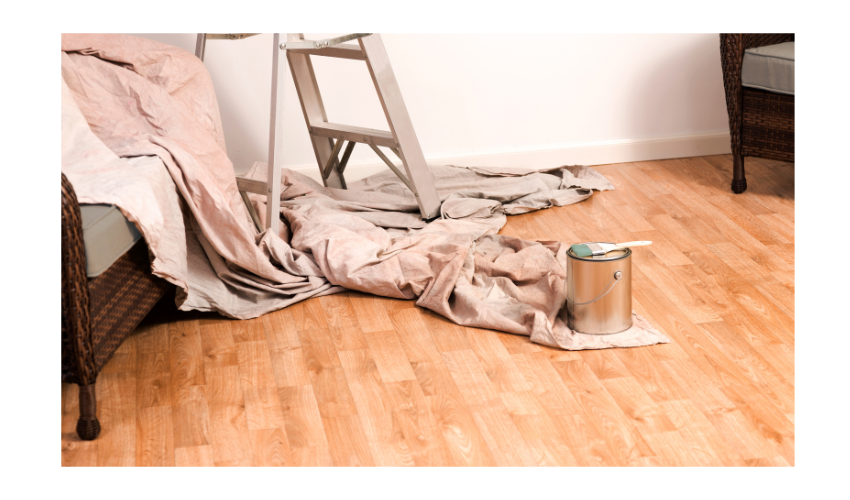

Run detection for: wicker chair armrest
[[722, 34, 796, 74], [62, 173, 96, 386], [720, 34, 746, 155], [741, 33, 794, 50]]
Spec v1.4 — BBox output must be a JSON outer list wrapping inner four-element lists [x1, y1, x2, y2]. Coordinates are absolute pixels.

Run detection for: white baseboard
[[286, 131, 732, 183]]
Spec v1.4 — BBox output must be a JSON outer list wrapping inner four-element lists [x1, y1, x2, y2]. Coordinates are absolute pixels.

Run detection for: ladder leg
[[360, 34, 440, 219], [286, 34, 346, 189], [194, 33, 207, 61], [265, 33, 286, 234]]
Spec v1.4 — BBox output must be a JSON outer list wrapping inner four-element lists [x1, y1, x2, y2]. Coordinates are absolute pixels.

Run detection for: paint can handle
[[565, 270, 624, 306]]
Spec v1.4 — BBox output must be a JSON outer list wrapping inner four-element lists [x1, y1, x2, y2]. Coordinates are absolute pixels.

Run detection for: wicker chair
[[720, 33, 795, 193], [62, 174, 171, 440]]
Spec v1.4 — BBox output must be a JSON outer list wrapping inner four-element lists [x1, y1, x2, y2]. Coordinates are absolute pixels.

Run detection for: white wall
[[131, 33, 731, 180]]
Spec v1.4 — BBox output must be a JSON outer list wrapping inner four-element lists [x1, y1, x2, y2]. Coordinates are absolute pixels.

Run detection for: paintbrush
[[570, 241, 652, 257]]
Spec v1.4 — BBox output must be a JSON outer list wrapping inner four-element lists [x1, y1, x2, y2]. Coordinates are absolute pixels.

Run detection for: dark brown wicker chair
[[720, 34, 794, 194], [62, 174, 171, 440]]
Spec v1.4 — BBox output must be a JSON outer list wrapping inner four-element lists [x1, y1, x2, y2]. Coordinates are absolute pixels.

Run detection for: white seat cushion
[[742, 41, 794, 95], [80, 204, 142, 277]]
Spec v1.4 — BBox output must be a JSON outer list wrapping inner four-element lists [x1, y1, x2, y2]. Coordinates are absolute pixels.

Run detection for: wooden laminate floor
[[61, 155, 795, 466]]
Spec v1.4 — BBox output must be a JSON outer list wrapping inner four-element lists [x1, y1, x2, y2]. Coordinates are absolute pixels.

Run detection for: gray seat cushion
[[80, 204, 142, 277], [742, 41, 794, 95]]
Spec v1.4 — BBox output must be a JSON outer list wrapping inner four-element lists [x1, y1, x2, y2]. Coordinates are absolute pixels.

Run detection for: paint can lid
[[568, 243, 631, 261]]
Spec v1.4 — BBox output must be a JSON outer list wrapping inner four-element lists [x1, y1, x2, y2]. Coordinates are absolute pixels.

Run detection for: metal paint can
[[560, 243, 632, 334]]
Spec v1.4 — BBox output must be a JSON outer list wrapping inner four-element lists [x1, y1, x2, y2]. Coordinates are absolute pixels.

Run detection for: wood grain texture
[[269, 348, 311, 388], [278, 384, 333, 466], [249, 428, 292, 466], [363, 330, 417, 382], [420, 309, 471, 353], [136, 406, 175, 466], [168, 319, 204, 389], [204, 365, 253, 465], [338, 349, 414, 466], [200, 319, 238, 368], [390, 308, 460, 397], [349, 292, 394, 333], [464, 328, 531, 394], [498, 391, 579, 466], [261, 308, 301, 352], [171, 385, 211, 449], [441, 349, 502, 412], [319, 294, 369, 351], [96, 372, 137, 466], [300, 339, 358, 418], [472, 407, 537, 466], [322, 414, 376, 466], [428, 392, 497, 466], [232, 317, 266, 343], [384, 380, 452, 466], [174, 445, 215, 466], [136, 353, 170, 409], [552, 359, 654, 466], [61, 155, 793, 466]]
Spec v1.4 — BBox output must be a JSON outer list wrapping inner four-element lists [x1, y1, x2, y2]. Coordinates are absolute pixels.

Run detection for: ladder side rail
[[265, 33, 286, 234], [195, 33, 207, 61], [359, 34, 441, 219]]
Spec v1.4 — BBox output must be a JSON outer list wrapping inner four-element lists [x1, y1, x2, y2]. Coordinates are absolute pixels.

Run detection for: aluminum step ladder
[[195, 33, 442, 235]]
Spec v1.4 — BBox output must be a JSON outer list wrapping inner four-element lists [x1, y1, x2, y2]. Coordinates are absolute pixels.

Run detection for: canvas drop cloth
[[61, 34, 669, 350]]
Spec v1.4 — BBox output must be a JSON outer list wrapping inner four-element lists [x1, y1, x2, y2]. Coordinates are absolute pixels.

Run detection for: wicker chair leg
[[76, 382, 101, 441], [731, 155, 747, 194]]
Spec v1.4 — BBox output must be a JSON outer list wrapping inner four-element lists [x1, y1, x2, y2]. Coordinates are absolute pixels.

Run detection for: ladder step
[[236, 176, 267, 195], [205, 33, 260, 40], [287, 44, 365, 60], [310, 123, 397, 148]]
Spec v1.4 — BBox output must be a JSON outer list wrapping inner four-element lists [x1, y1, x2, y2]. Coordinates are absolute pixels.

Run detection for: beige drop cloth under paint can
[[561, 243, 633, 334]]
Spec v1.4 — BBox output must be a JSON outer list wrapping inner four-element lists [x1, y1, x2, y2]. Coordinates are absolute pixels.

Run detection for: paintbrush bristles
[[570, 244, 593, 257]]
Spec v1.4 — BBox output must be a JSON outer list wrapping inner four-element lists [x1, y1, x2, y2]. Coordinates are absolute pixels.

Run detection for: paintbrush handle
[[615, 241, 652, 249]]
